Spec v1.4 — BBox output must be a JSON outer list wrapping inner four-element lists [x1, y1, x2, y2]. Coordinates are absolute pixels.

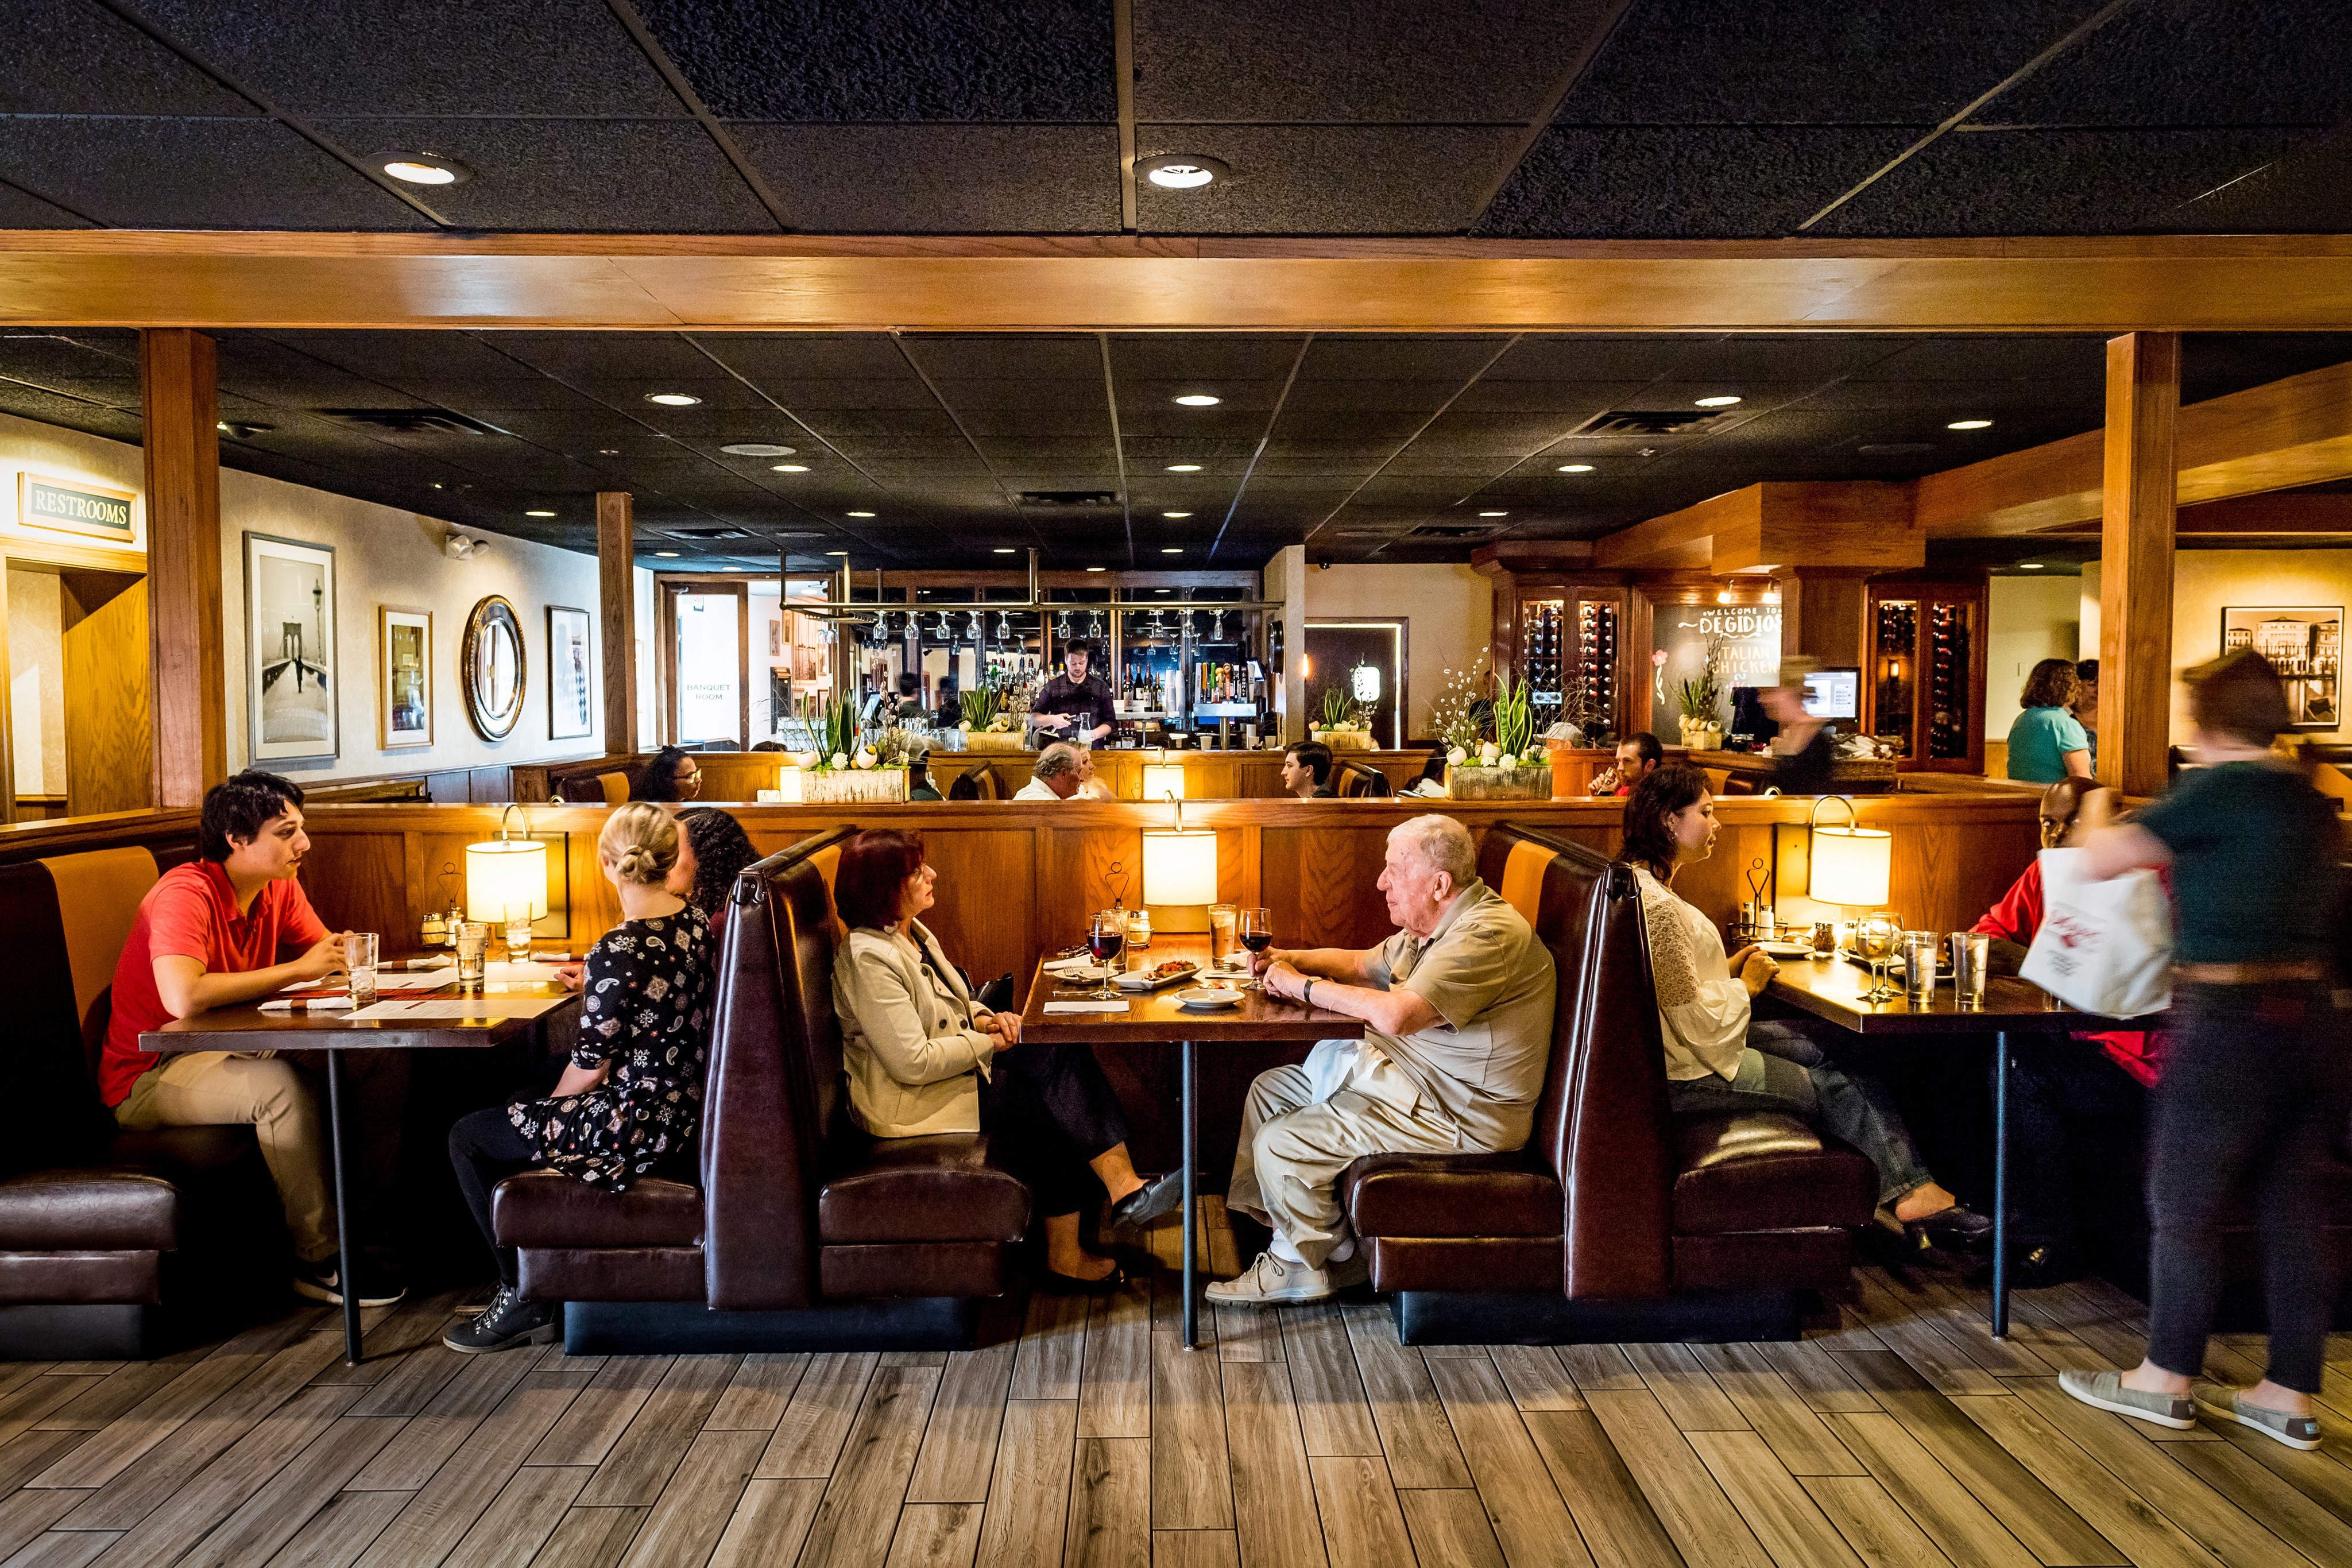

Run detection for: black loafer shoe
[[1037, 1261, 1128, 1296], [1906, 1203, 1996, 1254], [1967, 1242, 2086, 1291], [1108, 1171, 1186, 1234]]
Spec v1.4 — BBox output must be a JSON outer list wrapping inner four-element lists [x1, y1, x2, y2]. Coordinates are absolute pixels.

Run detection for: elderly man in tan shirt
[[1213, 814, 1557, 1304]]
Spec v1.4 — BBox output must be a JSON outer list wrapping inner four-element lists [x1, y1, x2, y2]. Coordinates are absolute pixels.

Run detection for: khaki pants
[[1225, 1060, 1460, 1269], [115, 1049, 408, 1264]]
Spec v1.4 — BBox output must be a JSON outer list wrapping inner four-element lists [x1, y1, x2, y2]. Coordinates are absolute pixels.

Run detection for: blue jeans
[[1669, 1031, 1936, 1206]]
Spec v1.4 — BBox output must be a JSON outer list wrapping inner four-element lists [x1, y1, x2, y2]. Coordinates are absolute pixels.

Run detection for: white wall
[[5, 569, 63, 793], [1298, 561, 1492, 739], [1984, 574, 2083, 738]]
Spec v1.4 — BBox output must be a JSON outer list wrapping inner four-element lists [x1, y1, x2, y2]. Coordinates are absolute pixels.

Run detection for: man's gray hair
[[1034, 742, 1084, 782], [1390, 814, 1476, 888]]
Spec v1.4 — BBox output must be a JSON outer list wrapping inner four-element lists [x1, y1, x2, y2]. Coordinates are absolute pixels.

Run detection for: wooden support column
[[142, 328, 226, 807], [1777, 570, 1869, 669], [2098, 331, 2180, 797], [597, 491, 637, 756]]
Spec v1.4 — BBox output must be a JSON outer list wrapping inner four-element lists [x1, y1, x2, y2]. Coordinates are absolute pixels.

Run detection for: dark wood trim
[[597, 491, 636, 756], [2100, 331, 2181, 798], [141, 328, 224, 808]]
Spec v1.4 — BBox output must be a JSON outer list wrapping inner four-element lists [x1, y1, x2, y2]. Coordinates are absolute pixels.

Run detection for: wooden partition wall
[[287, 794, 2040, 989]]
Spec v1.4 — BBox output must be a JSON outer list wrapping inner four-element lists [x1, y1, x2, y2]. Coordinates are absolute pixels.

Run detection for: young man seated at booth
[[99, 771, 409, 1307], [1281, 740, 1336, 799], [1972, 775, 2160, 1287], [1589, 731, 1663, 797], [1210, 815, 1557, 1304]]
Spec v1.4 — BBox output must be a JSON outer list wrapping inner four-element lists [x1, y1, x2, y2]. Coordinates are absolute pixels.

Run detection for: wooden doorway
[[1305, 620, 1409, 749]]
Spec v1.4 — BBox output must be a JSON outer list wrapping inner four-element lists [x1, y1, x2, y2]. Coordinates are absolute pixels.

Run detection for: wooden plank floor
[[4, 1210, 2349, 1568]]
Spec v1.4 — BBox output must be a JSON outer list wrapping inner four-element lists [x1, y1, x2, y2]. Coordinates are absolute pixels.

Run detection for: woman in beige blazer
[[830, 829, 1181, 1293]]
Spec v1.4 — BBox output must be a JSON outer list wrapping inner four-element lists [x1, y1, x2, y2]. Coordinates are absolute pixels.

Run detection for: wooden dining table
[[141, 963, 582, 1362], [1766, 949, 2141, 1339], [1019, 937, 1360, 1348]]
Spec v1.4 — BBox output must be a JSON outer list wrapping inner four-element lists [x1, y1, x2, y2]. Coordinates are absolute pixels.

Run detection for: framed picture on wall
[[377, 606, 432, 750], [547, 605, 594, 740], [243, 532, 338, 762], [2222, 606, 2341, 731]]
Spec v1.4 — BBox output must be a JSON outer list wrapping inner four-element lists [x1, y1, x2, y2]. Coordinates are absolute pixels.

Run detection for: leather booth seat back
[[599, 772, 632, 805]]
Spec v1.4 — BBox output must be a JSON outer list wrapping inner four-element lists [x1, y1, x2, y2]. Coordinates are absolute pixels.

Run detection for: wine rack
[[1577, 598, 1619, 739], [1867, 583, 1984, 772], [1928, 601, 1972, 760], [1519, 598, 1564, 727], [1874, 601, 1917, 753]]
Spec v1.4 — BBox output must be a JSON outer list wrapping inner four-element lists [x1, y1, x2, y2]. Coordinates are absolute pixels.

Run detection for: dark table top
[[141, 977, 581, 1053], [1766, 950, 2137, 1035], [1020, 938, 1365, 1044]]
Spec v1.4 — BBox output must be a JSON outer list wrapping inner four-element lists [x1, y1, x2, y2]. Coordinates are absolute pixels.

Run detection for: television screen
[[1803, 667, 1861, 720]]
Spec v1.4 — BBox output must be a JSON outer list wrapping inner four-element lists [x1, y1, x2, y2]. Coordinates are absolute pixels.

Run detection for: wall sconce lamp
[[1142, 793, 1218, 906], [466, 804, 550, 925], [1806, 795, 1890, 908]]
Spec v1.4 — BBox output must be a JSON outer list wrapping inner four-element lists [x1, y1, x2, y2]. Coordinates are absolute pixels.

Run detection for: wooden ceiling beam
[[2047, 492, 2352, 536], [1591, 482, 1922, 574], [10, 233, 2352, 331]]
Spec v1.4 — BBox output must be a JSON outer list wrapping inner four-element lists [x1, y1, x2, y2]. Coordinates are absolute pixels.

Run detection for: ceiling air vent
[[1407, 522, 1501, 540], [320, 407, 496, 436], [1566, 409, 1728, 438], [1018, 490, 1120, 506], [666, 526, 754, 541], [1856, 442, 1935, 456]]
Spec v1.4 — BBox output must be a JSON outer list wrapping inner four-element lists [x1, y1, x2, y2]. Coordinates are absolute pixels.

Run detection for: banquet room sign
[[17, 473, 136, 543]]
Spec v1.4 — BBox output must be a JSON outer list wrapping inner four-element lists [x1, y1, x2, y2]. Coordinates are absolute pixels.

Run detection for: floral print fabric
[[509, 904, 715, 1190]]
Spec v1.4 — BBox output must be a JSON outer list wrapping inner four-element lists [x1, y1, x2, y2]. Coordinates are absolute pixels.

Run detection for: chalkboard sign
[[18, 473, 136, 542], [1652, 602, 1782, 727]]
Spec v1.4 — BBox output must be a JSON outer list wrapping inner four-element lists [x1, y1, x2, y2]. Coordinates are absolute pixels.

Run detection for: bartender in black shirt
[[1762, 656, 1836, 795], [1028, 644, 1116, 745]]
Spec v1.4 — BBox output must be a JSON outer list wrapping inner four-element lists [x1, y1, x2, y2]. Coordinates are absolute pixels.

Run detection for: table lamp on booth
[[1141, 761, 1186, 801], [1805, 795, 1890, 908], [466, 804, 550, 927], [1142, 797, 1218, 907]]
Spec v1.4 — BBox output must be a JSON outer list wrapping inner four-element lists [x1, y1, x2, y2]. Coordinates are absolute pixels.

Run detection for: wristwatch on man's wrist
[[1302, 977, 1316, 1008]]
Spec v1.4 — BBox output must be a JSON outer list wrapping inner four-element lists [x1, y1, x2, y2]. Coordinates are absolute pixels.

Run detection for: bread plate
[[1115, 961, 1201, 992], [1174, 988, 1243, 1009]]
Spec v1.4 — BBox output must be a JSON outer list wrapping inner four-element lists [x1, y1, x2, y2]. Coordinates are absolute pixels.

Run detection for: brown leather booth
[[1341, 823, 1879, 1343], [491, 827, 1032, 1353], [0, 849, 282, 1358]]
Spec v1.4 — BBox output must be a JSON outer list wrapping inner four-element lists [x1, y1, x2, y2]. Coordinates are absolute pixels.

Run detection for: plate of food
[[1116, 959, 1201, 991], [1174, 988, 1242, 1009]]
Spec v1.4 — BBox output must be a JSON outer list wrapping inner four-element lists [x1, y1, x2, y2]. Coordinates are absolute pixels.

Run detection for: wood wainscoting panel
[[62, 576, 152, 816]]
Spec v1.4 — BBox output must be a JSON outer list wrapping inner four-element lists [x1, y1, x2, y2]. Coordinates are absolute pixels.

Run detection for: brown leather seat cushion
[[0, 1249, 164, 1305], [1672, 1114, 1877, 1237], [818, 1135, 1031, 1245], [0, 1169, 177, 1251], [1340, 1152, 1562, 1238], [493, 1172, 703, 1249], [109, 1124, 258, 1178]]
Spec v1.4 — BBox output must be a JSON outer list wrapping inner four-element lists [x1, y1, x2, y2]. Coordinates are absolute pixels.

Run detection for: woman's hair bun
[[598, 801, 679, 885]]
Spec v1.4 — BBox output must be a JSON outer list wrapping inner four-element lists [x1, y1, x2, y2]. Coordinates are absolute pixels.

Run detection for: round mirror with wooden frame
[[462, 595, 527, 740]]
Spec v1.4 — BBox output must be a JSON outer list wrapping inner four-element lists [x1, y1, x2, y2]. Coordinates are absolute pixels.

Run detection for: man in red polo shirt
[[102, 771, 404, 1307]]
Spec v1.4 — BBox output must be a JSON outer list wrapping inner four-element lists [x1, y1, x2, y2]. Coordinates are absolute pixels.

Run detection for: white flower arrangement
[[1446, 746, 1467, 765], [829, 751, 849, 770]]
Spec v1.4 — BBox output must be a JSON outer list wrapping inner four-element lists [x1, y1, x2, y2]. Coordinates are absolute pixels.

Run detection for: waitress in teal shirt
[[2005, 658, 2092, 783]]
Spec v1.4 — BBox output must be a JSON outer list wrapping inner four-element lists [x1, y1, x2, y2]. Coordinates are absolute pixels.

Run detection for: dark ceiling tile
[[1132, 0, 1609, 123], [692, 334, 923, 380], [2, 0, 258, 115], [1477, 125, 1914, 238], [1847, 335, 2109, 382], [730, 124, 1116, 231], [309, 119, 776, 232], [0, 118, 429, 229], [1483, 335, 1698, 381], [252, 330, 543, 380], [638, 0, 1113, 121], [2184, 334, 2352, 404], [1560, 0, 2107, 124], [906, 335, 1104, 378], [0, 179, 93, 227], [1984, 0, 2352, 127], [1816, 127, 2311, 237], [0, 334, 140, 404], [135, 0, 680, 115], [1136, 125, 1518, 233], [2150, 123, 2352, 235]]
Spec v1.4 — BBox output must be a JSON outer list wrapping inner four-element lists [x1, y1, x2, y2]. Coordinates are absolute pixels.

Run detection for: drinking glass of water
[[343, 931, 379, 1007], [504, 908, 533, 964], [455, 922, 490, 989]]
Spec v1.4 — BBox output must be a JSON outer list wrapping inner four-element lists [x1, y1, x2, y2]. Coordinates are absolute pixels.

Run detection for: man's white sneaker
[[1205, 1249, 1334, 1305]]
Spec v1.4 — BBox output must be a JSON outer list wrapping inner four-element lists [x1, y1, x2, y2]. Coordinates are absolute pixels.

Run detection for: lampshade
[[466, 838, 548, 922], [1142, 829, 1218, 905], [777, 764, 805, 803], [1809, 825, 1891, 908], [1142, 763, 1186, 800]]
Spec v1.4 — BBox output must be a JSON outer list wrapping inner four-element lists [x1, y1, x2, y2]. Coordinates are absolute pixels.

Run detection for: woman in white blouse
[[829, 829, 1182, 1294], [1622, 764, 1991, 1252]]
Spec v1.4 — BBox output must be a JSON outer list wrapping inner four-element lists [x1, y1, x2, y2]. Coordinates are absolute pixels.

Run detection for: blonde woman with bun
[[443, 802, 719, 1352]]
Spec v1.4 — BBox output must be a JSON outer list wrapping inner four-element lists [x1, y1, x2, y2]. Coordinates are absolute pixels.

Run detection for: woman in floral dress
[[443, 802, 717, 1352]]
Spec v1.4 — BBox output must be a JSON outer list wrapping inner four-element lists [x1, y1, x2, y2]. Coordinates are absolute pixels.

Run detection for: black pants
[[975, 1041, 1132, 1220], [2146, 982, 2349, 1393], [449, 1107, 538, 1288], [2004, 1035, 2147, 1249]]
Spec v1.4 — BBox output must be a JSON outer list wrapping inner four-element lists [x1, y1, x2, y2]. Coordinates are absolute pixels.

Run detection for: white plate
[[1758, 940, 1813, 958], [1046, 962, 1111, 982], [1200, 965, 1255, 981], [1174, 988, 1243, 1009]]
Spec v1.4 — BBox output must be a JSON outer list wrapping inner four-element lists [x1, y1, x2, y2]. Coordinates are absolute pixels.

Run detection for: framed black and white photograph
[[243, 532, 338, 762], [377, 606, 432, 750], [547, 605, 594, 741], [2222, 606, 2341, 731]]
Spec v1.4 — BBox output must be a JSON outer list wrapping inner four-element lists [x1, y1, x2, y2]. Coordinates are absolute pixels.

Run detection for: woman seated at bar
[[443, 803, 718, 1352], [1622, 764, 1991, 1250], [1970, 776, 2159, 1287], [632, 744, 702, 802], [2006, 658, 2092, 783], [830, 828, 1181, 1292]]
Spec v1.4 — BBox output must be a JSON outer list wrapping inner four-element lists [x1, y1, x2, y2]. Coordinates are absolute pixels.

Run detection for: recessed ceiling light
[[1695, 395, 1742, 408], [1162, 547, 1183, 553], [1163, 510, 1192, 518], [1478, 510, 1507, 517], [646, 393, 701, 406], [1139, 154, 1230, 189], [379, 152, 469, 185], [1155, 587, 1171, 593], [2019, 562, 2046, 570], [597, 448, 620, 456], [846, 510, 876, 518], [524, 509, 555, 517], [825, 550, 848, 556], [1166, 463, 1202, 473], [1086, 566, 1107, 573], [771, 463, 808, 473], [1556, 463, 1595, 473], [993, 547, 1017, 554], [720, 443, 794, 457], [1173, 394, 1221, 407], [653, 550, 680, 558], [1948, 419, 1993, 430]]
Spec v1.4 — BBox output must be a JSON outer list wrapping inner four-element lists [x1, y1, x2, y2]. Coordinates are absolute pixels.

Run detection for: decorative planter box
[[797, 767, 908, 804], [961, 730, 1027, 753], [1313, 727, 1374, 750], [1446, 764, 1552, 801], [1678, 720, 1724, 752]]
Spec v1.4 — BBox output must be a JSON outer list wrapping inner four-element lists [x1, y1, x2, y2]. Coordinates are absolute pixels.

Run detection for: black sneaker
[[292, 1254, 408, 1308], [443, 1285, 559, 1353]]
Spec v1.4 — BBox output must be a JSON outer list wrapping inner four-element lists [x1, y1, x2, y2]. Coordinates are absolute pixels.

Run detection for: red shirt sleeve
[[276, 877, 332, 957], [143, 875, 221, 965], [1972, 860, 2042, 944]]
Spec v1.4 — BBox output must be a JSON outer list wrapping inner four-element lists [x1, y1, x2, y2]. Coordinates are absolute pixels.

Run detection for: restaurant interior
[[6, 2, 2352, 1565]]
